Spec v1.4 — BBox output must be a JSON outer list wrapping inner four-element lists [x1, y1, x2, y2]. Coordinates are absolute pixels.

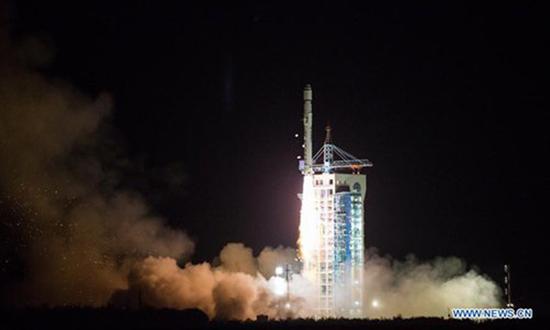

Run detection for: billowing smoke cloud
[[258, 246, 298, 279], [125, 244, 501, 320], [363, 250, 502, 318], [218, 243, 257, 276], [0, 20, 193, 306], [125, 244, 306, 320], [216, 243, 298, 278]]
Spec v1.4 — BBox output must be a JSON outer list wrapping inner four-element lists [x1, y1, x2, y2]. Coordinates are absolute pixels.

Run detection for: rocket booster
[[303, 84, 313, 175]]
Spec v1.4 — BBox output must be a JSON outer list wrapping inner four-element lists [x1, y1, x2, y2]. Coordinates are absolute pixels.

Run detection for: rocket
[[303, 84, 313, 175]]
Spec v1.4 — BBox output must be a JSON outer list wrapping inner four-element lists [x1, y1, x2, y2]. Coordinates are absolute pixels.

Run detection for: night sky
[[4, 1, 548, 314]]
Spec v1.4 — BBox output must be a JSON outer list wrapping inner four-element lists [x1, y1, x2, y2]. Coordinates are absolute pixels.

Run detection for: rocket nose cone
[[304, 84, 313, 101]]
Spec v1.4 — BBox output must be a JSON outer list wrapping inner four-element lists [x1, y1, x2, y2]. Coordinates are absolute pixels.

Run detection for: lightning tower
[[298, 84, 373, 318]]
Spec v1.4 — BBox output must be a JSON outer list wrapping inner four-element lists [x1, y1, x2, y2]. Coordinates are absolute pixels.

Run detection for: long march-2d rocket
[[302, 84, 313, 175]]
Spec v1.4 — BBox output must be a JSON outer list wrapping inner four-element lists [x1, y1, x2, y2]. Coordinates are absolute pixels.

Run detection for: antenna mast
[[504, 264, 514, 308]]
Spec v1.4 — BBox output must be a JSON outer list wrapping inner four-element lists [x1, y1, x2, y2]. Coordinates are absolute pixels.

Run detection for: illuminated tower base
[[301, 173, 366, 317]]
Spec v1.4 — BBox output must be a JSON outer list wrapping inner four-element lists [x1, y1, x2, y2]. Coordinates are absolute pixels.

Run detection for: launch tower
[[298, 84, 372, 318]]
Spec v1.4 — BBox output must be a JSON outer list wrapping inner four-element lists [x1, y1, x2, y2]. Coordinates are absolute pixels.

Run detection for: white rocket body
[[303, 84, 313, 175]]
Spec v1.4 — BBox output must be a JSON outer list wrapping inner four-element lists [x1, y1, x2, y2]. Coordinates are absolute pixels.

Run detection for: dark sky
[[7, 1, 548, 313]]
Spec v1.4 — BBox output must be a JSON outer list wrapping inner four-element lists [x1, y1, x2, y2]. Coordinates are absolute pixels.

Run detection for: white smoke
[[363, 251, 502, 318], [124, 243, 502, 320]]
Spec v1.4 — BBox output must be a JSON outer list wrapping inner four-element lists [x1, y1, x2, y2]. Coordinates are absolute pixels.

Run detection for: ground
[[1, 308, 544, 330]]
